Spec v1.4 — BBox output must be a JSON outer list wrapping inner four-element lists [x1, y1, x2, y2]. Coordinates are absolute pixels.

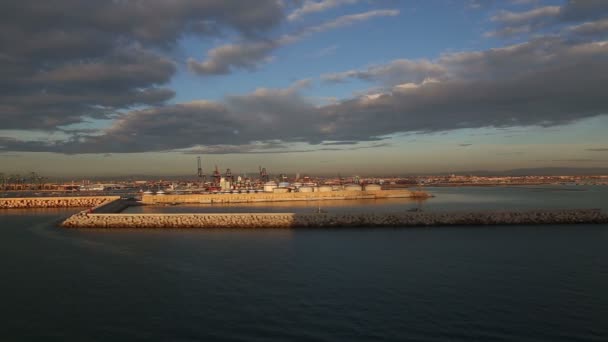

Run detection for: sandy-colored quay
[[142, 189, 424, 204], [61, 209, 608, 228], [0, 196, 119, 209]]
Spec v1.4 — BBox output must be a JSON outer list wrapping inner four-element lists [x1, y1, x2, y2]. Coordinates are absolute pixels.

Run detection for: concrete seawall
[[142, 190, 420, 205], [60, 209, 608, 228], [0, 196, 120, 209], [89, 198, 131, 213]]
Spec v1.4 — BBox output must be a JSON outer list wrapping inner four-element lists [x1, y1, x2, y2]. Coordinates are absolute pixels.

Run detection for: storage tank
[[298, 186, 313, 193], [278, 182, 290, 188], [317, 185, 333, 192], [263, 181, 277, 193], [364, 184, 382, 191], [292, 182, 303, 188], [273, 187, 289, 193], [343, 184, 362, 191]]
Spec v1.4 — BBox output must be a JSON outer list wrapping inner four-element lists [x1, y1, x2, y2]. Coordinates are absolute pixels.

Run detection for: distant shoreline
[[386, 183, 601, 188]]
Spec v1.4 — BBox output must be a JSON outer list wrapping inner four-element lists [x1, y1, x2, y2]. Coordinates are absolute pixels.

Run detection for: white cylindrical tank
[[317, 185, 332, 192], [263, 181, 277, 193], [344, 184, 362, 191], [273, 187, 289, 193], [293, 182, 303, 188], [278, 182, 290, 188], [364, 184, 382, 191], [298, 186, 313, 193]]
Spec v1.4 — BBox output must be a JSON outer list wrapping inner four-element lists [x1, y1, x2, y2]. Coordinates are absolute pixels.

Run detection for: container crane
[[197, 156, 206, 185]]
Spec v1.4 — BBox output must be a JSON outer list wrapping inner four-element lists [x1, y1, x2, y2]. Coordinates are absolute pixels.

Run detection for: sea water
[[1, 186, 607, 341]]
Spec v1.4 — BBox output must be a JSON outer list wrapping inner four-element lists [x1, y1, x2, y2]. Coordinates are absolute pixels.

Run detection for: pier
[[2, 195, 606, 228], [0, 196, 120, 209], [141, 189, 423, 204], [61, 209, 608, 228]]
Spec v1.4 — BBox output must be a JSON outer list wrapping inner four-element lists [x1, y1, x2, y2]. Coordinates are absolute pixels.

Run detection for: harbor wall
[[89, 198, 130, 213], [60, 209, 608, 228], [0, 196, 120, 209], [141, 190, 419, 205]]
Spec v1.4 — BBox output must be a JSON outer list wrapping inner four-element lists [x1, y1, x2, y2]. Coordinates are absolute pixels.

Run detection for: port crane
[[212, 165, 222, 185], [225, 168, 233, 183], [259, 166, 269, 182], [197, 156, 206, 185]]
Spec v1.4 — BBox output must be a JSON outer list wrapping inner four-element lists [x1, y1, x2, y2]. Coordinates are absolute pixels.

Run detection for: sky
[[1, 0, 608, 178]]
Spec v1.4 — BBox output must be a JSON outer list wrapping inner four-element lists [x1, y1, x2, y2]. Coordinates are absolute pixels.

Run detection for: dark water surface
[[1, 187, 608, 341]]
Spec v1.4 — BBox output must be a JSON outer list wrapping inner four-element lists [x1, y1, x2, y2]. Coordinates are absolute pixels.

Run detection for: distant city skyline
[[1, 0, 608, 176]]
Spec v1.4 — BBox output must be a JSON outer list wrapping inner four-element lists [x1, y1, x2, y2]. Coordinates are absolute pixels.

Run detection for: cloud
[[486, 6, 560, 37], [321, 61, 608, 140], [485, 0, 608, 38], [3, 4, 608, 155], [322, 59, 446, 85], [189, 9, 399, 75], [188, 40, 277, 75], [324, 36, 608, 86], [5, 36, 608, 154], [568, 18, 608, 37], [288, 0, 359, 21], [0, 0, 285, 130], [559, 0, 608, 22], [181, 142, 390, 154], [321, 141, 359, 145], [491, 6, 561, 26], [467, 0, 537, 10], [313, 37, 608, 141]]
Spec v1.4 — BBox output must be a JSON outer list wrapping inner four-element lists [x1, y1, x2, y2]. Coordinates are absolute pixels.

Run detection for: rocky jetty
[[0, 196, 120, 209], [60, 209, 608, 228]]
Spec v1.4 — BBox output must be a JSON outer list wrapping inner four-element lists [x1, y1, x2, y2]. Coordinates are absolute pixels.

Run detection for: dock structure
[[61, 209, 608, 228], [141, 189, 421, 205], [0, 196, 120, 209]]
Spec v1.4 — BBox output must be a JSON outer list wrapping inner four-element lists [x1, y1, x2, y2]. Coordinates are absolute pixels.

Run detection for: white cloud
[[189, 9, 399, 75], [491, 6, 561, 25], [288, 0, 359, 21]]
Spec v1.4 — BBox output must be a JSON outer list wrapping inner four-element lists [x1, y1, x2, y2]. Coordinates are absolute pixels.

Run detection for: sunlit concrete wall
[[141, 190, 417, 204]]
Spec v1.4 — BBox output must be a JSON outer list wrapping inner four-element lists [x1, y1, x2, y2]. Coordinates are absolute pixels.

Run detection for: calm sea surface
[[1, 186, 607, 341]]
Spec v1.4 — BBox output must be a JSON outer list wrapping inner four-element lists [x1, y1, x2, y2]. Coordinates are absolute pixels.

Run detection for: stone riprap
[[142, 190, 422, 205], [60, 209, 608, 228], [0, 196, 120, 209]]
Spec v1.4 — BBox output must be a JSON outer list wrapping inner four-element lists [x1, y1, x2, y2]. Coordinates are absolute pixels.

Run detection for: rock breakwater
[[60, 209, 608, 228], [0, 196, 120, 209]]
